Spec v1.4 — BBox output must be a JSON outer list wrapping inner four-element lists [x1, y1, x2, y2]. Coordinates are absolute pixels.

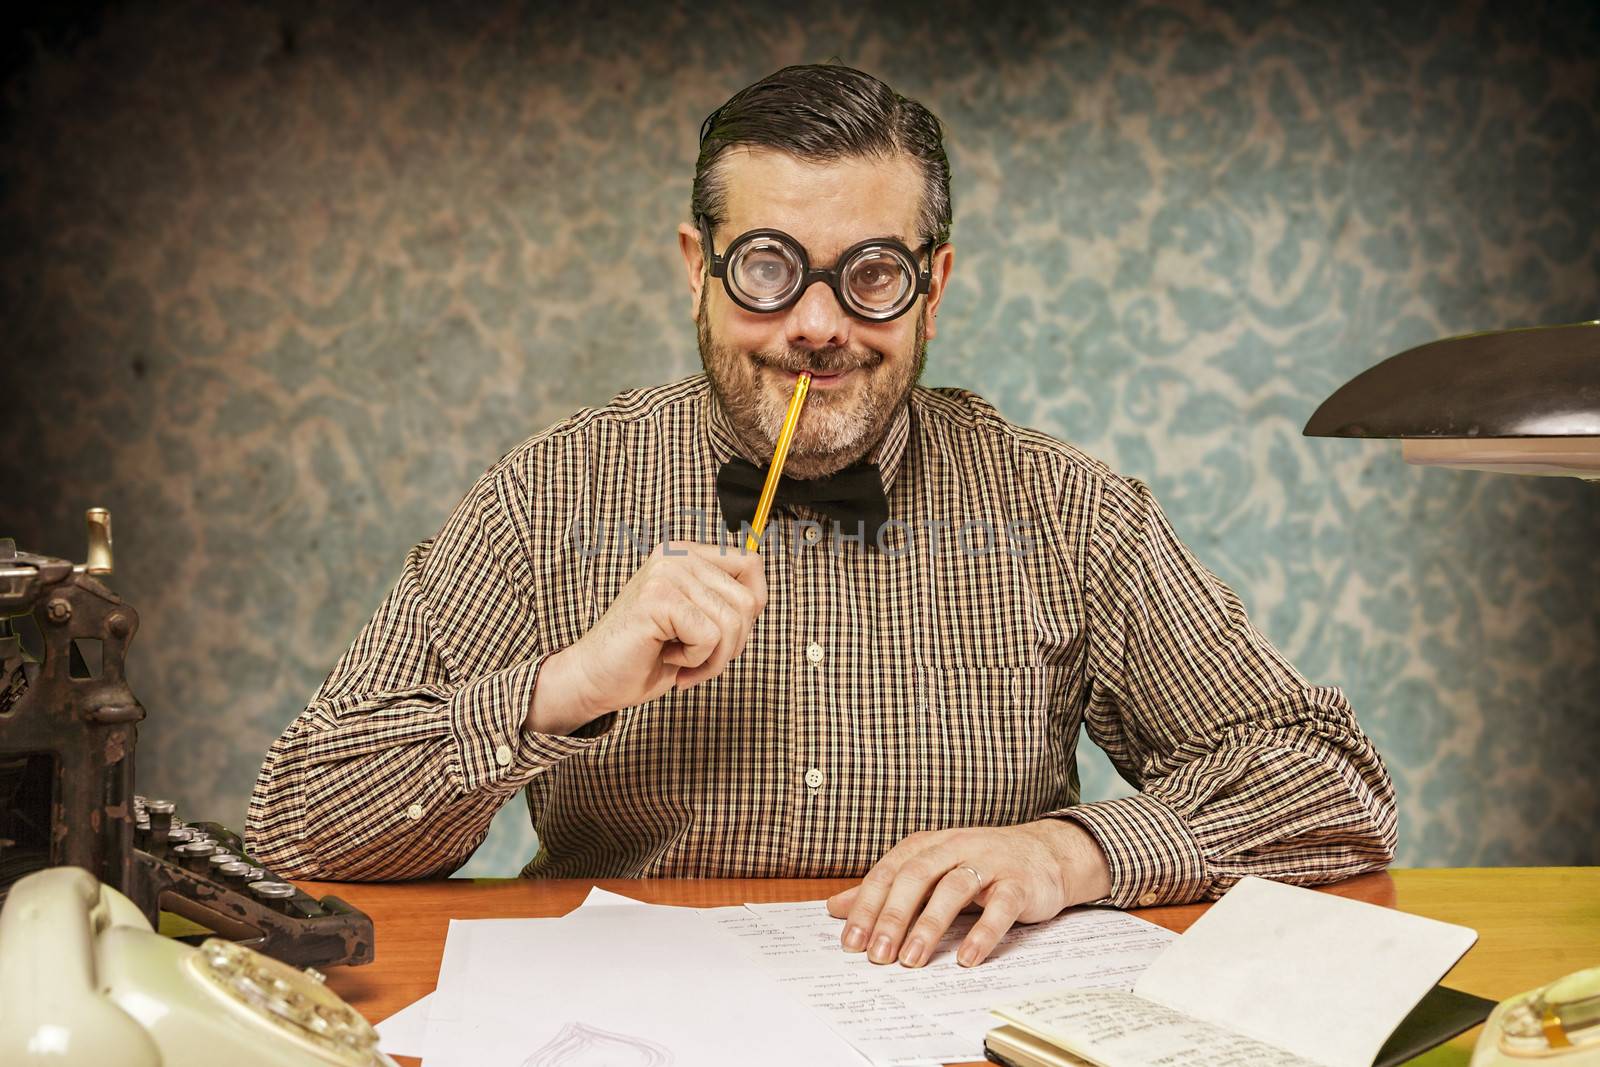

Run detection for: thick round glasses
[[698, 216, 934, 323]]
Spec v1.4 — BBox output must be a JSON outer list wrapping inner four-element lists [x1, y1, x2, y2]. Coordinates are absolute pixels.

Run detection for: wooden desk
[[299, 867, 1599, 1067]]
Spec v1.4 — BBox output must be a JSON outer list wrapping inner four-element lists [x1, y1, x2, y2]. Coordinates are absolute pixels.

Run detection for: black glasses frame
[[697, 215, 935, 323]]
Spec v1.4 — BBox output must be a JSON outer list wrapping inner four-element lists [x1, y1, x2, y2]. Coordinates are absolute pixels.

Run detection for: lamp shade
[[1303, 322, 1600, 478]]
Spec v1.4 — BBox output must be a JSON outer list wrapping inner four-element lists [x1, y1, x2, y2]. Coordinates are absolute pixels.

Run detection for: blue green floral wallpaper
[[1, 0, 1596, 879]]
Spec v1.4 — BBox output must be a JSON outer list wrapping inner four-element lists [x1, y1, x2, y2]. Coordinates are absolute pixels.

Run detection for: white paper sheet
[[569, 886, 654, 908], [390, 888, 1175, 1066], [700, 905, 963, 1065], [374, 884, 657, 1057], [376, 992, 432, 1055], [1132, 876, 1478, 1067], [424, 906, 869, 1067], [706, 902, 1175, 1065]]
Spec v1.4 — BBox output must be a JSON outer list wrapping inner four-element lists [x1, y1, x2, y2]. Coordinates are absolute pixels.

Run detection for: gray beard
[[696, 286, 926, 480]]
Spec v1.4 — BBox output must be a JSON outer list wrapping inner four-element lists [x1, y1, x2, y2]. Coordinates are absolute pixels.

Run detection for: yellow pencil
[[745, 371, 811, 552]]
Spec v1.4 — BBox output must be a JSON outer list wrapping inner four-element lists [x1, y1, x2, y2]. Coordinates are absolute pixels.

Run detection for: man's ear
[[677, 221, 706, 323], [921, 242, 954, 342]]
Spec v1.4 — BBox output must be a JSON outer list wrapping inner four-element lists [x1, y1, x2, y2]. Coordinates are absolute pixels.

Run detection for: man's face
[[678, 149, 951, 480]]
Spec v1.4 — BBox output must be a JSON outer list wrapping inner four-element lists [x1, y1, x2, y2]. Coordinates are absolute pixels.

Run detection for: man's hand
[[826, 819, 1112, 968], [527, 541, 767, 735]]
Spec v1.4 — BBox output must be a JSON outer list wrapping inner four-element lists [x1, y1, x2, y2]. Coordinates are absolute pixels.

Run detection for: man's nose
[[784, 279, 852, 350]]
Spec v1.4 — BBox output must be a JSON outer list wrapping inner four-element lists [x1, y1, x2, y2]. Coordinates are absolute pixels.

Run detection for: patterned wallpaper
[[1, 0, 1596, 880]]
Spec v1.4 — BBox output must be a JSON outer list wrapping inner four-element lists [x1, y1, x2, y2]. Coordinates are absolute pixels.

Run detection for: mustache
[[756, 348, 881, 374]]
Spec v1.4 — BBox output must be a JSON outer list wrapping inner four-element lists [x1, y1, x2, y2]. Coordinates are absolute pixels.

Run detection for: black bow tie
[[716, 457, 889, 537]]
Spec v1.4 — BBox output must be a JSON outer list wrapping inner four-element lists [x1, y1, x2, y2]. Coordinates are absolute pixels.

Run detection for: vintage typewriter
[[0, 508, 373, 968]]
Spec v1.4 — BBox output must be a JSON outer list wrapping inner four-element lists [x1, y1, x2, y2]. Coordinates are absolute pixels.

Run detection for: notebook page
[[995, 989, 1322, 1067]]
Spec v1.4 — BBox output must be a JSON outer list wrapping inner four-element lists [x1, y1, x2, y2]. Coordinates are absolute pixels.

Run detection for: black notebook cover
[[1373, 984, 1496, 1066]]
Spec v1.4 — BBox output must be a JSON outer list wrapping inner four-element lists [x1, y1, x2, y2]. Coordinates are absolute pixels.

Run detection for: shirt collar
[[703, 375, 911, 496]]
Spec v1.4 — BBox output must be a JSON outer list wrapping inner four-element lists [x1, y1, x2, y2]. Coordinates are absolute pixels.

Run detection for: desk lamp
[[1303, 321, 1600, 480], [1303, 320, 1600, 1062]]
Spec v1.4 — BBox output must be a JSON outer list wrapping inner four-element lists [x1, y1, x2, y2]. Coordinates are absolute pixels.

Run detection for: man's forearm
[[246, 709, 499, 880], [249, 653, 616, 880]]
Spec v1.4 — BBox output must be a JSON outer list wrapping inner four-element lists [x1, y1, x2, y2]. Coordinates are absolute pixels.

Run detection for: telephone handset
[[0, 866, 398, 1066]]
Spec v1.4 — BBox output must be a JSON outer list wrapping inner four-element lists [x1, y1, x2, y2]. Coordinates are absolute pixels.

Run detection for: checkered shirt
[[245, 374, 1397, 907]]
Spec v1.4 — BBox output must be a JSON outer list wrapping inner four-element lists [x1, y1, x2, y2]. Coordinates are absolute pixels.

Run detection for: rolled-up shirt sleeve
[[245, 454, 611, 880], [1052, 472, 1398, 908]]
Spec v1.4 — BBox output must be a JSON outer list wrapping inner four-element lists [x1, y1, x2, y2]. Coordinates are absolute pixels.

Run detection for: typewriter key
[[145, 799, 174, 830], [175, 841, 218, 869], [249, 880, 299, 913], [218, 860, 251, 880]]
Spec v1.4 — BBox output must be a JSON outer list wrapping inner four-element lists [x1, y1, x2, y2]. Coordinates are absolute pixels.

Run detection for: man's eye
[[851, 263, 901, 295], [742, 257, 792, 291]]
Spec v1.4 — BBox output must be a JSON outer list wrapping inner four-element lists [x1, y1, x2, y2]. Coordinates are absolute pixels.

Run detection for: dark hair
[[691, 64, 952, 249]]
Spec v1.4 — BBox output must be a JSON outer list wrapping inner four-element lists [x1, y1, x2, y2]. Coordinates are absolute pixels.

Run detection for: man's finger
[[957, 878, 1028, 967], [826, 886, 859, 918], [897, 865, 982, 967], [863, 851, 958, 964], [656, 550, 767, 689], [665, 568, 745, 684], [671, 540, 768, 599], [685, 555, 762, 633], [840, 861, 902, 953], [657, 596, 719, 668]]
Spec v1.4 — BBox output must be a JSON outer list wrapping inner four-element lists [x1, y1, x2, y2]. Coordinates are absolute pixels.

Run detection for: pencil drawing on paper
[[521, 1021, 674, 1066]]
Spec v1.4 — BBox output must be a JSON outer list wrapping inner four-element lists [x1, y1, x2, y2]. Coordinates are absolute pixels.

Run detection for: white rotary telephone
[[1473, 966, 1600, 1066], [0, 866, 398, 1066]]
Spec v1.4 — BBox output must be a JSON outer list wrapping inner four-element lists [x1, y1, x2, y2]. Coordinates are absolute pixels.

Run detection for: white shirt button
[[802, 524, 822, 544], [1137, 891, 1160, 907], [406, 803, 424, 821], [494, 743, 513, 767], [803, 767, 825, 789], [805, 642, 824, 665]]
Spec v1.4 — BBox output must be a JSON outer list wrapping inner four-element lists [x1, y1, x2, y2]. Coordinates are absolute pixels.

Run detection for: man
[[246, 63, 1396, 971]]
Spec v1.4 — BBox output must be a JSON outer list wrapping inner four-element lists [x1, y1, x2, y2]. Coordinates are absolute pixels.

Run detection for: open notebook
[[986, 877, 1492, 1067]]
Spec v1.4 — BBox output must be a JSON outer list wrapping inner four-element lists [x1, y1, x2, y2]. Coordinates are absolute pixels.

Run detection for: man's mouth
[[758, 360, 863, 391], [788, 367, 852, 389]]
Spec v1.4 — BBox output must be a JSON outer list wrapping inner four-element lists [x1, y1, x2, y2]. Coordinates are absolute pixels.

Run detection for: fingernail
[[900, 938, 926, 967], [843, 925, 867, 952], [870, 934, 894, 963]]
